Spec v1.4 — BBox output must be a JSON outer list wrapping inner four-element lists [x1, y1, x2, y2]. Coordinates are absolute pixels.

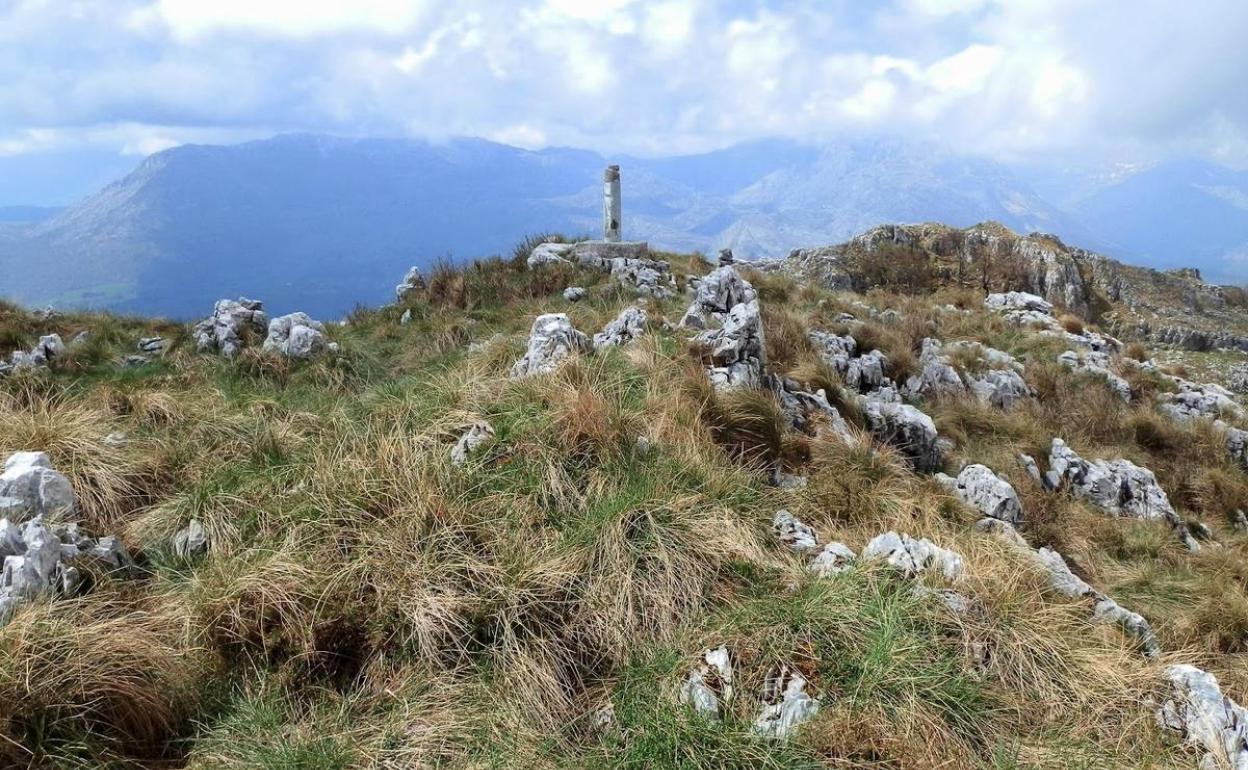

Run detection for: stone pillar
[[603, 165, 621, 243]]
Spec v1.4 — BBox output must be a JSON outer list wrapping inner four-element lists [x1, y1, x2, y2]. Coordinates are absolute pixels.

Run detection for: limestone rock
[[400, 309, 412, 325], [968, 368, 1032, 409], [0, 452, 75, 522], [173, 519, 208, 559], [395, 266, 426, 302], [772, 379, 853, 442], [808, 331, 857, 376], [1157, 664, 1248, 770], [680, 267, 757, 329], [857, 395, 944, 473], [1159, 379, 1241, 422], [194, 298, 268, 358], [451, 422, 494, 466], [593, 306, 647, 350], [527, 242, 573, 268], [697, 300, 766, 390], [808, 542, 856, 576], [903, 338, 965, 400], [1049, 439, 1179, 522], [986, 291, 1054, 315], [563, 286, 587, 302], [1058, 350, 1131, 401], [938, 464, 1022, 524], [510, 313, 591, 378], [264, 313, 335, 359], [753, 669, 820, 739], [862, 531, 964, 581], [681, 646, 734, 718], [137, 336, 166, 355], [772, 510, 818, 554]]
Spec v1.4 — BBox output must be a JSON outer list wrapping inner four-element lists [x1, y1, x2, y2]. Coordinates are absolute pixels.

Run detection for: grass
[[0, 244, 1237, 769]]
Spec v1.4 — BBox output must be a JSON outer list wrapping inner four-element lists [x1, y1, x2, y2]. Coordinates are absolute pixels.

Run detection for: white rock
[[903, 339, 965, 400], [563, 286, 587, 302], [593, 306, 646, 349], [451, 422, 494, 466], [862, 531, 964, 581], [679, 267, 757, 329], [807, 542, 856, 576], [753, 670, 820, 739], [772, 510, 818, 554], [264, 312, 334, 359], [681, 646, 734, 718], [173, 519, 208, 559], [698, 300, 766, 390], [395, 266, 426, 302], [939, 464, 1022, 524], [857, 395, 944, 473], [510, 313, 591, 378], [527, 242, 574, 268], [1058, 350, 1130, 401], [193, 298, 268, 358], [0, 452, 75, 521], [1158, 664, 1248, 770]]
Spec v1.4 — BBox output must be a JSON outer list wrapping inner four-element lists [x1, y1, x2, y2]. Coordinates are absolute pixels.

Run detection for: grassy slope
[[2, 252, 1247, 769]]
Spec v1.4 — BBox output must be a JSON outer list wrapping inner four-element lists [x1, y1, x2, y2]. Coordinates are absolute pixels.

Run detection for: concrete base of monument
[[571, 240, 650, 265]]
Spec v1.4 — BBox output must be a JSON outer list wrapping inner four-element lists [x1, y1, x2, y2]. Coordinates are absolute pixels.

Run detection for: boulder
[[395, 266, 426, 302], [593, 306, 647, 349], [400, 309, 413, 325], [862, 531, 964, 580], [451, 422, 494, 466], [607, 257, 676, 299], [1157, 665, 1248, 770], [903, 339, 965, 400], [772, 510, 818, 554], [845, 349, 889, 393], [563, 286, 587, 302], [1048, 439, 1179, 522], [986, 291, 1054, 315], [857, 395, 944, 473], [0, 452, 75, 521], [937, 464, 1022, 524], [264, 313, 335, 359], [137, 336, 166, 355], [1, 334, 67, 375], [1159, 379, 1241, 422], [194, 299, 268, 358], [808, 331, 857, 376], [968, 368, 1032, 409], [753, 669, 820, 739], [510, 313, 591, 378], [697, 300, 766, 390], [771, 379, 853, 442]]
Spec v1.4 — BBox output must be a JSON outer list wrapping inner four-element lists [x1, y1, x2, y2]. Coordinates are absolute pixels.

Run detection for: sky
[[2, 0, 1248, 203]]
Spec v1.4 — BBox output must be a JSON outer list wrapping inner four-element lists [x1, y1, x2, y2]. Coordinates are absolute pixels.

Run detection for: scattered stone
[[772, 379, 853, 442], [1159, 379, 1242, 422], [681, 646, 734, 718], [1049, 439, 1180, 522], [1017, 454, 1044, 486], [563, 286, 587, 302], [904, 338, 965, 400], [770, 470, 809, 491], [0, 452, 76, 522], [862, 531, 964, 581], [937, 464, 1022, 524], [193, 298, 268, 358], [808, 330, 857, 376], [1, 334, 67, 375], [264, 312, 336, 359], [1157, 664, 1248, 770], [753, 669, 820, 739], [846, 349, 890, 393], [137, 336, 166, 355], [857, 395, 944, 473], [172, 519, 208, 559], [967, 368, 1032, 409], [593, 306, 647, 349], [395, 266, 426, 302], [510, 313, 591, 378], [986, 291, 1054, 315], [913, 585, 976, 615], [400, 309, 412, 325], [102, 432, 128, 448], [451, 422, 494, 466], [772, 510, 818, 554], [697, 300, 766, 390], [808, 542, 856, 577], [1234, 510, 1248, 534]]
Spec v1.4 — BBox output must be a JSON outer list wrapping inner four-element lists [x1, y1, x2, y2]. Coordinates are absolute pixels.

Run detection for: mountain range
[[1, 133, 1246, 319]]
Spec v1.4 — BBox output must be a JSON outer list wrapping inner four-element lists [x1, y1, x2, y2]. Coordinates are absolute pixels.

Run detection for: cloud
[[0, 0, 1245, 171]]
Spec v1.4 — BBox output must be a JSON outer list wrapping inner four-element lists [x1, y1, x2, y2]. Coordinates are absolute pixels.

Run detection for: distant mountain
[[0, 133, 1135, 318], [1072, 159, 1248, 285]]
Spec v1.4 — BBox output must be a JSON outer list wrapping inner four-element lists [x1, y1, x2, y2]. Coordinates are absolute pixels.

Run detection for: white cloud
[[150, 0, 432, 40]]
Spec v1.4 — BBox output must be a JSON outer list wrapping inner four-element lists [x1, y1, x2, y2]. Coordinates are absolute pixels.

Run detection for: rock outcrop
[[0, 452, 75, 521], [680, 267, 757, 330], [937, 464, 1022, 524], [0, 334, 67, 375], [264, 313, 335, 359], [394, 266, 425, 302], [857, 395, 944, 473], [696, 300, 766, 390], [194, 298, 268, 358], [510, 313, 591, 378], [593, 306, 646, 349], [1058, 350, 1131, 401], [1157, 664, 1248, 769], [862, 531, 964, 580]]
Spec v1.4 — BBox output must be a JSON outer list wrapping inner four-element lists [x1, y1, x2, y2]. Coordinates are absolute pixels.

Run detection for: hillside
[[0, 134, 1093, 320], [4, 229, 1248, 768]]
